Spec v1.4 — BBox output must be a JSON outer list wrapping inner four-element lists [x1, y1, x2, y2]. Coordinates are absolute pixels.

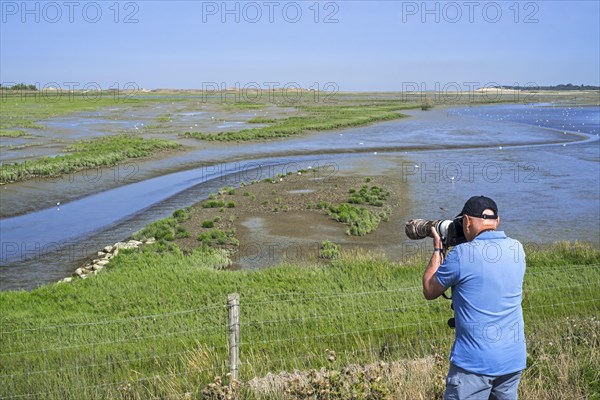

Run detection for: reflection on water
[[1, 103, 598, 290]]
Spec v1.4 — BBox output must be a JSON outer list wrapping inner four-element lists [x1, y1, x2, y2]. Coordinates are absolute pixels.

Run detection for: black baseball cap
[[456, 196, 498, 219]]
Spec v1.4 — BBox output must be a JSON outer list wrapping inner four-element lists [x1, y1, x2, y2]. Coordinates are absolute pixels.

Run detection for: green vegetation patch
[[0, 134, 181, 183], [319, 240, 341, 260], [0, 129, 30, 137], [326, 203, 383, 236], [133, 208, 191, 243], [183, 101, 419, 141], [247, 116, 277, 124], [0, 92, 172, 132], [348, 185, 390, 207]]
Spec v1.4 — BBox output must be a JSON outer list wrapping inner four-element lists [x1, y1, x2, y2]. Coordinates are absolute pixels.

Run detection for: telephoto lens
[[404, 219, 439, 240]]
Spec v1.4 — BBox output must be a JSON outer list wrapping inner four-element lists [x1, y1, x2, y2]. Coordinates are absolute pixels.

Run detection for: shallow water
[[1, 103, 598, 290]]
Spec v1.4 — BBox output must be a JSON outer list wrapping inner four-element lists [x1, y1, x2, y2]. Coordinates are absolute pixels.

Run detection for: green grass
[[0, 134, 181, 183], [183, 101, 420, 141], [224, 102, 267, 110], [326, 202, 384, 236], [0, 242, 598, 399], [347, 185, 390, 207], [319, 240, 341, 260], [0, 92, 169, 131], [0, 129, 30, 137], [247, 116, 278, 124]]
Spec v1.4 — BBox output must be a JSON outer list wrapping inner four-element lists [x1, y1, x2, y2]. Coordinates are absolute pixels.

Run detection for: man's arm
[[423, 227, 448, 300]]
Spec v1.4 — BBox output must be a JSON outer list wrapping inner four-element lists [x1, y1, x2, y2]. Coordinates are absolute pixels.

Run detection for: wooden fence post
[[227, 293, 240, 382]]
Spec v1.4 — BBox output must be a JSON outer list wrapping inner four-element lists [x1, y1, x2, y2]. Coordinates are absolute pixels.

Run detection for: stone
[[97, 251, 106, 257], [63, 277, 73, 283], [96, 260, 109, 266], [92, 264, 104, 271], [145, 238, 156, 245], [127, 240, 143, 247], [115, 242, 136, 250], [103, 245, 114, 253], [74, 268, 84, 276]]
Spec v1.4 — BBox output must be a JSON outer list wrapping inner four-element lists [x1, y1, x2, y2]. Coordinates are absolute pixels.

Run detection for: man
[[422, 196, 526, 400]]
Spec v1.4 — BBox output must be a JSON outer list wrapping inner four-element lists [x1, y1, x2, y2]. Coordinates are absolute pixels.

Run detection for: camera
[[404, 218, 467, 249]]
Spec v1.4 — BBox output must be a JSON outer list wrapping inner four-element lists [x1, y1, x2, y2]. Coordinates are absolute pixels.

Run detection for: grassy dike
[[0, 240, 598, 399]]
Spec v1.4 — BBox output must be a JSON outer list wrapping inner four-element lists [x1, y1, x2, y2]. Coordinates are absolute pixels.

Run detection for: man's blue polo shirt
[[435, 230, 526, 375]]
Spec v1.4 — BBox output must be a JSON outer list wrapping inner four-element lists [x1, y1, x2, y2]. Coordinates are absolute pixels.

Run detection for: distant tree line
[[0, 83, 38, 90], [499, 83, 600, 91]]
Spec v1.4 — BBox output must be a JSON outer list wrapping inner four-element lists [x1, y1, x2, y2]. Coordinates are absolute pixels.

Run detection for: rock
[[103, 245, 114, 253], [92, 264, 104, 271], [63, 277, 73, 283], [74, 268, 84, 276], [145, 238, 156, 245], [97, 251, 106, 257], [127, 240, 143, 247], [96, 260, 109, 266], [115, 242, 136, 250], [103, 253, 113, 259], [84, 266, 93, 273]]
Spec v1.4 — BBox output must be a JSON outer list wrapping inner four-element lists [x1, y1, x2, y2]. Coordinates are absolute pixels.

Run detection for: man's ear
[[495, 216, 500, 229]]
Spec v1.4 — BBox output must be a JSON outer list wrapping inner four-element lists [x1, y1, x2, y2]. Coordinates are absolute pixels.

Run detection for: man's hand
[[431, 227, 443, 250], [422, 227, 448, 300]]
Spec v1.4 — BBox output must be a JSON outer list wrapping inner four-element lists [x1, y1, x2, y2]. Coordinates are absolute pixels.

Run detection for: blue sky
[[1, 0, 599, 91]]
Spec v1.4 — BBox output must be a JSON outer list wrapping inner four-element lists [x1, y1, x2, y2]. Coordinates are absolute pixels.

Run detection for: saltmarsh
[[0, 134, 181, 183], [182, 101, 421, 141]]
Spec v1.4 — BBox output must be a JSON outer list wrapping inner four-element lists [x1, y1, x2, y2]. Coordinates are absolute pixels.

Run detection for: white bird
[[57, 202, 60, 206]]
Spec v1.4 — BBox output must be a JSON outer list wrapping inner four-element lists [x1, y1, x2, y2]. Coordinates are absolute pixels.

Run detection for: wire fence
[[1, 264, 599, 399]]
